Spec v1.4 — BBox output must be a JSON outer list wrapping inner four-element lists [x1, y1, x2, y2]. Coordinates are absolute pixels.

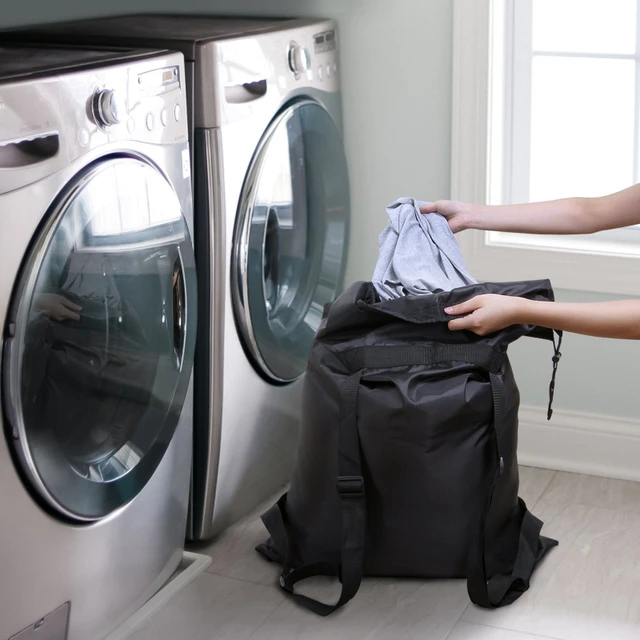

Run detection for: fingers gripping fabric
[[372, 197, 476, 301]]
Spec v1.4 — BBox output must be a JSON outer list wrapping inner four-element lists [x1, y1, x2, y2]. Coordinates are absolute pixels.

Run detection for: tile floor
[[128, 467, 640, 640]]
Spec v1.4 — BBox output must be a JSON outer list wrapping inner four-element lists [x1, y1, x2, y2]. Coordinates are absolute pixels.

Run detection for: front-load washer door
[[233, 99, 350, 383], [2, 156, 196, 522]]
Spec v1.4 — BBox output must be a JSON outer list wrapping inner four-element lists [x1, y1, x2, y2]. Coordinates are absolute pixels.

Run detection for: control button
[[288, 43, 311, 74], [78, 128, 89, 147], [161, 108, 168, 126], [146, 113, 154, 131], [127, 118, 135, 133], [317, 65, 324, 80], [174, 104, 181, 122], [92, 88, 125, 127], [326, 64, 332, 77]]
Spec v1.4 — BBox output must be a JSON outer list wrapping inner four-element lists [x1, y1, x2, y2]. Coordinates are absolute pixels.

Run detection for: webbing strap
[[279, 370, 366, 617], [338, 343, 504, 374], [466, 372, 558, 608], [466, 372, 506, 607]]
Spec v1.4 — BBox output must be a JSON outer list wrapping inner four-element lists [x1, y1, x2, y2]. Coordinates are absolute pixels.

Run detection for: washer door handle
[[172, 254, 186, 370], [0, 132, 59, 168]]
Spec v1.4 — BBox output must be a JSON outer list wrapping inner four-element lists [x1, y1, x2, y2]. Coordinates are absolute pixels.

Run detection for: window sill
[[458, 229, 640, 296]]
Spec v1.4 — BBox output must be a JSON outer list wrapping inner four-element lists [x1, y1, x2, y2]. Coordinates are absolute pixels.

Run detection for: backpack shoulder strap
[[269, 369, 366, 617], [466, 371, 558, 607]]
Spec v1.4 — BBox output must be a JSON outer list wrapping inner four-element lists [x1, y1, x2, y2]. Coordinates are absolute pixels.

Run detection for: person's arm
[[420, 183, 640, 235], [444, 295, 640, 339]]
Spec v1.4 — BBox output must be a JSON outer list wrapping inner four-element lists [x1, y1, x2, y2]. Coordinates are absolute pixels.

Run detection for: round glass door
[[2, 157, 196, 521], [233, 99, 350, 382]]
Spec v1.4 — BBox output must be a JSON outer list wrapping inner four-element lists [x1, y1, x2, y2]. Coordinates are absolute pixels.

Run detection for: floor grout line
[[245, 599, 288, 640], [460, 619, 565, 640], [456, 602, 474, 631], [442, 595, 472, 640], [527, 468, 558, 512], [206, 570, 279, 589]]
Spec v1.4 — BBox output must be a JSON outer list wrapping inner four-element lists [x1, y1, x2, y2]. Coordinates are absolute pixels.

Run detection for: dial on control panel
[[288, 43, 311, 75], [92, 88, 125, 127]]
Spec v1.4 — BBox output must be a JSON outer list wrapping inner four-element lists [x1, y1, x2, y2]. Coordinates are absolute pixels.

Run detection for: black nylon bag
[[256, 279, 562, 615]]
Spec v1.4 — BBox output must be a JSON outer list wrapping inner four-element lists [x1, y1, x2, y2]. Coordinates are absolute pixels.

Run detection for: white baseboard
[[518, 405, 640, 482]]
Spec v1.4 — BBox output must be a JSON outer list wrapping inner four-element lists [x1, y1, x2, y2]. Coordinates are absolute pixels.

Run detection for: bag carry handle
[[274, 343, 558, 615]]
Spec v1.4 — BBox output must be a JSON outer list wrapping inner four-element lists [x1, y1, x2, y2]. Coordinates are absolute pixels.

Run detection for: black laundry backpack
[[256, 280, 563, 615]]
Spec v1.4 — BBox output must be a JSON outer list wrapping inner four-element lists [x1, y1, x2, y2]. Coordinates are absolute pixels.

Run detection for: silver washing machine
[[6, 17, 352, 541], [0, 45, 196, 639]]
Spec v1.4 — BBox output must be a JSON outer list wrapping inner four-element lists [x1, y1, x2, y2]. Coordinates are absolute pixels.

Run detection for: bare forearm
[[466, 184, 640, 235], [515, 299, 640, 339], [469, 198, 593, 235]]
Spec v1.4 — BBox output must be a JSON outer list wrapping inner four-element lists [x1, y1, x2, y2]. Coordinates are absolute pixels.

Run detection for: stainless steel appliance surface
[[4, 16, 351, 541], [0, 44, 196, 640]]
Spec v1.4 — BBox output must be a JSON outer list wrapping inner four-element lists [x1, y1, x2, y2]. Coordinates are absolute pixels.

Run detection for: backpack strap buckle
[[279, 571, 294, 594], [337, 476, 365, 498]]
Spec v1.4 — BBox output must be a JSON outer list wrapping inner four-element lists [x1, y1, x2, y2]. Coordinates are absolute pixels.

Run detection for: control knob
[[288, 44, 311, 74], [92, 88, 125, 127]]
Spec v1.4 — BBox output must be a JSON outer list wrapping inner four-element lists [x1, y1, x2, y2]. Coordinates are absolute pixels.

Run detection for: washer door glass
[[2, 157, 196, 521], [234, 99, 350, 382]]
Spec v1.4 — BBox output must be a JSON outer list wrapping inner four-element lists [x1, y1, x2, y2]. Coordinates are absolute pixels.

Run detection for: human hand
[[444, 294, 528, 335], [419, 200, 474, 233], [34, 294, 82, 322]]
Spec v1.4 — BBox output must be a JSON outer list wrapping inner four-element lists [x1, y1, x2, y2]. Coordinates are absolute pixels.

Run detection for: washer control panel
[[283, 26, 340, 85], [82, 58, 186, 144]]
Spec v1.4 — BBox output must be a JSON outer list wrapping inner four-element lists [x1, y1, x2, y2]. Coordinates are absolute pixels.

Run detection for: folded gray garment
[[372, 197, 476, 300]]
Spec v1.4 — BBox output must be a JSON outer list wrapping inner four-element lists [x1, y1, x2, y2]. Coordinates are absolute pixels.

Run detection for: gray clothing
[[372, 197, 476, 300]]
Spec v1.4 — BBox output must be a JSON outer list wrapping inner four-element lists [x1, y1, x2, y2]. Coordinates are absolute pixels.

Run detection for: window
[[452, 0, 640, 296], [88, 162, 181, 238]]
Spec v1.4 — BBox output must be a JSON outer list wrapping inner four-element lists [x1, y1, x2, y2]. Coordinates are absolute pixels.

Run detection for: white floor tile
[[144, 468, 640, 640], [540, 471, 640, 513], [127, 572, 283, 640], [462, 498, 640, 640], [518, 466, 556, 508], [446, 621, 556, 639], [192, 490, 285, 586], [250, 577, 469, 640]]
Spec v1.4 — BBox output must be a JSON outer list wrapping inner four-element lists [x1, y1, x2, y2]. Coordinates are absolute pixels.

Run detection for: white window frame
[[452, 0, 640, 296]]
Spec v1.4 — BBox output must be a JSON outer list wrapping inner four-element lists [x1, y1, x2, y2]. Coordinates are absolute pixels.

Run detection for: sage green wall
[[509, 288, 640, 418], [3, 0, 638, 419]]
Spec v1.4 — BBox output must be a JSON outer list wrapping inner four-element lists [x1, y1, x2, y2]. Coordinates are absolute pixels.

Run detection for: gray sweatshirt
[[372, 197, 476, 300]]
